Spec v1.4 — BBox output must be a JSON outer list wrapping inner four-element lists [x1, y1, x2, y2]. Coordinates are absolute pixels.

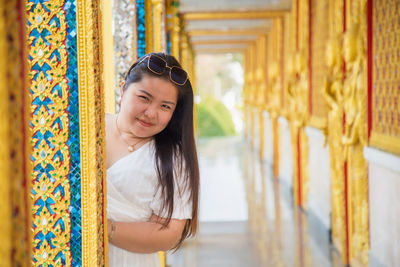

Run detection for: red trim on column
[[297, 131, 302, 206], [308, 0, 313, 115], [367, 0, 373, 140]]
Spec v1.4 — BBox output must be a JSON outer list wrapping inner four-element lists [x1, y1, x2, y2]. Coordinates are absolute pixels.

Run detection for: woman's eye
[[162, 105, 171, 110], [138, 95, 149, 101]]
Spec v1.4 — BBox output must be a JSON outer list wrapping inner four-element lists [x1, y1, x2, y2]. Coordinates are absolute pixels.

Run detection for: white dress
[[107, 140, 193, 267]]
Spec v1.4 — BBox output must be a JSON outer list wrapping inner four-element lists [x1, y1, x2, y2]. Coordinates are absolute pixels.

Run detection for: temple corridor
[[167, 137, 343, 267], [1, 0, 399, 266]]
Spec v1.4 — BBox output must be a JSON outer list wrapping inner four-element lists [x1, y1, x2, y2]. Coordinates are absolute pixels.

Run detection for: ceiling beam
[[194, 48, 246, 55], [191, 39, 256, 45], [188, 28, 267, 37], [182, 10, 288, 20]]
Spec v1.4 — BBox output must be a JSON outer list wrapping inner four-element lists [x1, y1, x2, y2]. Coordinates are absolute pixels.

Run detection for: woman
[[105, 52, 199, 266]]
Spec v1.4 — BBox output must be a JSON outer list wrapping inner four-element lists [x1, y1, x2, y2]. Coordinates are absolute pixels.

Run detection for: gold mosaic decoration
[[0, 0, 31, 265], [343, 0, 369, 265], [145, 0, 153, 53], [287, 0, 310, 208], [76, 0, 107, 265], [370, 0, 400, 155], [323, 2, 347, 262], [27, 1, 74, 265], [283, 12, 294, 117], [266, 19, 283, 176]]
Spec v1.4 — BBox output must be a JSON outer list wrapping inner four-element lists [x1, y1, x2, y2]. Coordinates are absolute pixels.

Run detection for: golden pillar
[[256, 34, 267, 160], [166, 0, 180, 60], [324, 0, 347, 263], [152, 0, 163, 52], [266, 18, 284, 178], [248, 43, 257, 148], [27, 0, 107, 265], [243, 50, 250, 140], [77, 0, 108, 264], [0, 0, 31, 265], [323, 35, 347, 264], [180, 31, 189, 72], [342, 1, 369, 265], [145, 0, 153, 53], [287, 0, 310, 207]]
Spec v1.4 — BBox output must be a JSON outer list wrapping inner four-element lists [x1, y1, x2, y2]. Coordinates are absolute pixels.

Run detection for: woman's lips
[[137, 119, 154, 127]]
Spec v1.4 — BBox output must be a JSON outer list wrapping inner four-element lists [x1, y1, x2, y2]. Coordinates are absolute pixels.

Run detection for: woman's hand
[[108, 215, 187, 253]]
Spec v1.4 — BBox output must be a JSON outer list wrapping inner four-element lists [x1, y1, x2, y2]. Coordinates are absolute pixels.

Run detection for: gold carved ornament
[[322, 35, 348, 263], [341, 5, 369, 264], [76, 0, 107, 265], [0, 0, 32, 265]]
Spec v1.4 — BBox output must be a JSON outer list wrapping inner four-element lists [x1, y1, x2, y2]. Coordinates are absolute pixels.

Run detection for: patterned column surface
[[1, 0, 31, 266], [112, 0, 137, 112], [27, 1, 82, 265], [370, 0, 400, 155]]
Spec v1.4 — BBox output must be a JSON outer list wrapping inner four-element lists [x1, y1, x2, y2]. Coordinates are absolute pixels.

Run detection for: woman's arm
[[107, 214, 187, 253]]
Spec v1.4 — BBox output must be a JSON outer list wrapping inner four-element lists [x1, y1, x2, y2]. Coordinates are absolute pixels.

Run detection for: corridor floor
[[167, 136, 344, 267]]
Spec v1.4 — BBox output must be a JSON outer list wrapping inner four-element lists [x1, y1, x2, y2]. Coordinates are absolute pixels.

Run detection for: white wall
[[364, 147, 400, 267], [305, 126, 331, 230], [278, 116, 293, 191], [262, 111, 274, 165]]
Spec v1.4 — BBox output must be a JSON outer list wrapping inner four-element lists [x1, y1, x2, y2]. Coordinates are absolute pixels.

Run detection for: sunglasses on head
[[137, 54, 188, 85]]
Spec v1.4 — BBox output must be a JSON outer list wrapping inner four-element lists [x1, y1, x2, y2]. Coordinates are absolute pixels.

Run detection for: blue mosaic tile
[[167, 32, 171, 54], [64, 1, 82, 266], [137, 0, 146, 57]]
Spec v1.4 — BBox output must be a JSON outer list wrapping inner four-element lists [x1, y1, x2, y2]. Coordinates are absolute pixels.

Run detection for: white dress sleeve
[[149, 160, 193, 220]]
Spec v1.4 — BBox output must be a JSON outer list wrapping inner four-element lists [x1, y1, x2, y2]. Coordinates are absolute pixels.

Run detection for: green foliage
[[196, 96, 236, 137]]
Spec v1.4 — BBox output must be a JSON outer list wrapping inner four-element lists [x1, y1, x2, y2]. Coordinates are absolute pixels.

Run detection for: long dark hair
[[122, 52, 199, 250]]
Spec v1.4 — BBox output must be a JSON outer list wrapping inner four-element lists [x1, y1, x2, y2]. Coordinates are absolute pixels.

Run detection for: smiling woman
[[105, 53, 199, 267], [117, 75, 178, 140]]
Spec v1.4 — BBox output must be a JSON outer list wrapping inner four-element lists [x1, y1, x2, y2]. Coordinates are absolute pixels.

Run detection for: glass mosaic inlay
[[137, 0, 146, 57], [27, 0, 82, 265]]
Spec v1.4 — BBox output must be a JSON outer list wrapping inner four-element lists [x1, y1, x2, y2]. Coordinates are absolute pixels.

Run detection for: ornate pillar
[[243, 50, 250, 139], [343, 0, 369, 265], [137, 0, 146, 57], [324, 0, 347, 263], [255, 34, 267, 159], [112, 0, 137, 111], [287, 0, 310, 207], [266, 18, 284, 178], [0, 0, 31, 265], [145, 0, 153, 53], [152, 0, 163, 52], [248, 43, 257, 148], [27, 0, 107, 265], [166, 0, 180, 60], [180, 31, 189, 72]]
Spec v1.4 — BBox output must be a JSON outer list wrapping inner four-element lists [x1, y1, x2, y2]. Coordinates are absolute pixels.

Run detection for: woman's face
[[119, 74, 178, 138]]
